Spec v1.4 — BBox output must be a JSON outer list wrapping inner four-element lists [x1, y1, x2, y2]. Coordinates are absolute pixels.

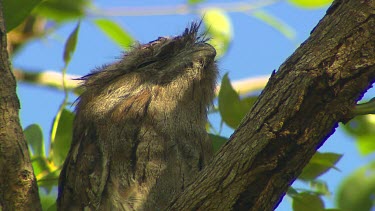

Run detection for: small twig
[[88, 0, 280, 17], [13, 68, 80, 90], [227, 75, 269, 95], [13, 68, 269, 95], [352, 98, 375, 116]]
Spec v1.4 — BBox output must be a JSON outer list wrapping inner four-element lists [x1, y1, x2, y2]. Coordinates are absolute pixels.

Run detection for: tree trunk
[[0, 0, 374, 210], [0, 2, 42, 211], [169, 0, 375, 210]]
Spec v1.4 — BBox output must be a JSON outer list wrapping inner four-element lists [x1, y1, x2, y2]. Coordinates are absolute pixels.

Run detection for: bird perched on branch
[[57, 22, 218, 210]]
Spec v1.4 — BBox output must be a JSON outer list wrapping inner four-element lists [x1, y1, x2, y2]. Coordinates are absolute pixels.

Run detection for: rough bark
[[169, 0, 375, 210], [0, 0, 374, 210], [0, 2, 42, 211]]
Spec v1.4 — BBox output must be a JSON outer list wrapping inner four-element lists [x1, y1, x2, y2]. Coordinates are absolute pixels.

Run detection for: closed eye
[[137, 60, 157, 69]]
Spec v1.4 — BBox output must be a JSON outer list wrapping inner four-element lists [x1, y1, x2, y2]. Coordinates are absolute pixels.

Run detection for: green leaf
[[337, 163, 375, 211], [31, 156, 50, 177], [47, 202, 57, 211], [292, 192, 325, 211], [38, 170, 60, 193], [218, 73, 256, 129], [34, 0, 88, 22], [356, 135, 375, 156], [287, 187, 299, 197], [3, 0, 42, 31], [40, 192, 57, 211], [343, 115, 375, 136], [202, 8, 233, 58], [94, 19, 135, 50], [310, 180, 330, 196], [24, 124, 45, 157], [252, 10, 296, 41], [299, 152, 342, 181], [63, 22, 80, 65], [287, 0, 333, 8], [187, 0, 205, 5], [343, 115, 375, 155], [218, 74, 242, 128], [241, 96, 258, 111], [208, 134, 228, 153], [51, 109, 74, 166]]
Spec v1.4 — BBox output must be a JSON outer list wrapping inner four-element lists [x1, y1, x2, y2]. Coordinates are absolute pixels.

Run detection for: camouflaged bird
[[57, 22, 218, 210]]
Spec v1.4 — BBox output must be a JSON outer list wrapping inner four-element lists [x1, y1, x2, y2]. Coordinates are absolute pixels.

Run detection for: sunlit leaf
[[31, 156, 50, 177], [38, 170, 60, 193], [34, 0, 88, 22], [299, 152, 342, 181], [343, 115, 375, 136], [218, 73, 256, 129], [343, 115, 375, 155], [51, 109, 74, 166], [63, 22, 80, 65], [94, 19, 135, 50], [209, 134, 228, 153], [202, 8, 233, 58], [356, 135, 375, 156], [337, 163, 375, 211], [293, 192, 325, 211], [24, 124, 45, 156], [251, 10, 296, 41], [188, 0, 205, 5], [287, 0, 333, 9], [3, 0, 42, 31]]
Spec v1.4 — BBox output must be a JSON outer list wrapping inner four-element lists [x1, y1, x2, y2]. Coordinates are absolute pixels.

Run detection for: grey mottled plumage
[[57, 22, 218, 210]]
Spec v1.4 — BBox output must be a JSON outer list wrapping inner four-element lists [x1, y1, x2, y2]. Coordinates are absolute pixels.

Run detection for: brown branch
[[0, 3, 41, 211], [169, 0, 375, 210]]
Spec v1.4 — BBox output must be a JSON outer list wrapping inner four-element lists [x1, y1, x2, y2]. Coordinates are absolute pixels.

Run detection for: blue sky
[[12, 0, 372, 210]]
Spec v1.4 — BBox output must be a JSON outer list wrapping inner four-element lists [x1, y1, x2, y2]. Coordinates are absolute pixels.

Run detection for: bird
[[57, 22, 218, 210]]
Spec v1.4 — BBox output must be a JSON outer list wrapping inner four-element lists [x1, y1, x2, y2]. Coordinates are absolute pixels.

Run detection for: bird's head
[[77, 22, 218, 119]]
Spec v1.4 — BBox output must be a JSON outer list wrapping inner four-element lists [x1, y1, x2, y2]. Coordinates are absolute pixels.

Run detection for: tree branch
[[0, 3, 41, 211], [13, 68, 269, 95], [13, 68, 81, 91], [89, 0, 279, 17], [169, 0, 375, 210]]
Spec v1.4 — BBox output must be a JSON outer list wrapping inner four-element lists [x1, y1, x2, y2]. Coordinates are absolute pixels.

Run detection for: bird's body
[[57, 23, 218, 210]]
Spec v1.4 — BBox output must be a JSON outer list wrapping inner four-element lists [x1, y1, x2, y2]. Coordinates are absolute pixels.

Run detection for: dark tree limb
[[0, 3, 41, 211], [169, 0, 375, 210]]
